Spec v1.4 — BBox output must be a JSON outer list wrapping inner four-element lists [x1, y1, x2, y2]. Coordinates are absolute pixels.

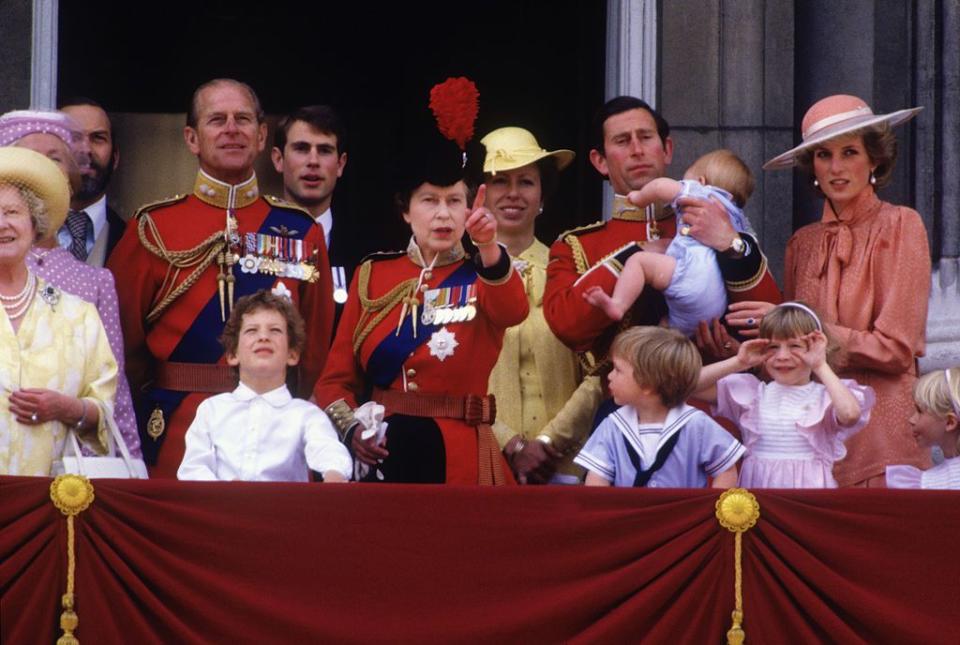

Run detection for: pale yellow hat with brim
[[0, 146, 71, 234], [480, 127, 575, 175], [764, 94, 922, 170]]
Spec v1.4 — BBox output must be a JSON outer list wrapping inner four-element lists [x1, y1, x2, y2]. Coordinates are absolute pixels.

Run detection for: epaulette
[[132, 194, 187, 219], [555, 219, 606, 242], [359, 250, 406, 264], [263, 194, 315, 221]]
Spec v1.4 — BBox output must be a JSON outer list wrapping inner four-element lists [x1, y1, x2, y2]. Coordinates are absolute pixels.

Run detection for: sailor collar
[[405, 236, 465, 268], [193, 169, 260, 209]]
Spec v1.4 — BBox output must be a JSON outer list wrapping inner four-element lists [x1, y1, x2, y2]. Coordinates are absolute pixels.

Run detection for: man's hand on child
[[677, 195, 736, 252]]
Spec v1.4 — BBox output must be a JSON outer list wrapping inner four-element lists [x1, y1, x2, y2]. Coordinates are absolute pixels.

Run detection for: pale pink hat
[[0, 109, 79, 150], [763, 95, 922, 170]]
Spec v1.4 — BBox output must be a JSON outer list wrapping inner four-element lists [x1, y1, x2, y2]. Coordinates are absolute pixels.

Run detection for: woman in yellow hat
[[480, 127, 602, 484], [0, 147, 119, 475], [729, 94, 929, 487]]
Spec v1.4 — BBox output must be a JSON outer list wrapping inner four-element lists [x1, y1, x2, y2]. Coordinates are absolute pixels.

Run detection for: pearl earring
[[538, 205, 544, 215], [813, 178, 819, 188], [870, 171, 877, 185]]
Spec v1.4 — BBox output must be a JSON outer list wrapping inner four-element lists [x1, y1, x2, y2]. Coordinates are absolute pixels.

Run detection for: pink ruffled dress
[[886, 457, 960, 489], [715, 373, 876, 488]]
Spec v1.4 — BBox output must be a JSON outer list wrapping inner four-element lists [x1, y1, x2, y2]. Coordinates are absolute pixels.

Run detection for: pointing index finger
[[472, 184, 487, 212]]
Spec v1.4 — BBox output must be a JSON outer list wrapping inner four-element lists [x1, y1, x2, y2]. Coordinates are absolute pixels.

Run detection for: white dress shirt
[[317, 207, 332, 249], [177, 383, 352, 482]]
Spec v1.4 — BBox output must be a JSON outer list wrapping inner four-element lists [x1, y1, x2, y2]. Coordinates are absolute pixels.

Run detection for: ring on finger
[[30, 412, 38, 422], [746, 317, 756, 327], [723, 342, 732, 350]]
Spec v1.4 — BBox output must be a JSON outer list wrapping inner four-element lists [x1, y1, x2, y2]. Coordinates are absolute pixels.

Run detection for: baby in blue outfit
[[584, 149, 753, 336]]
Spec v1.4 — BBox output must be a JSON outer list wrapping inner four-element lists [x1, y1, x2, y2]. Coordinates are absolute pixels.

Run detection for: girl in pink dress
[[695, 302, 875, 488]]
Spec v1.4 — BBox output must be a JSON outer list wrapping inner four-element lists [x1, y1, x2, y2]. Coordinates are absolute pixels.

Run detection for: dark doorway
[[58, 0, 606, 256]]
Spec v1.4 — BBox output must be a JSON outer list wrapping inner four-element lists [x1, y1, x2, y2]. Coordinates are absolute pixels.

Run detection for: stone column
[[602, 0, 657, 220], [920, 0, 960, 372], [0, 0, 58, 112]]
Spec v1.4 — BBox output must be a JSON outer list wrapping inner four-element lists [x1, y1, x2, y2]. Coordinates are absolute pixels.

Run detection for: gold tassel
[[50, 475, 95, 645], [715, 488, 760, 645]]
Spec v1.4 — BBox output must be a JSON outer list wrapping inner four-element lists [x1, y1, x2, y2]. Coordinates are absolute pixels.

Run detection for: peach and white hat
[[763, 95, 922, 170]]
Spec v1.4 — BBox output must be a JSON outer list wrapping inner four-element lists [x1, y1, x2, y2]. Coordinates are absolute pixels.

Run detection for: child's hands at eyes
[[737, 338, 770, 368]]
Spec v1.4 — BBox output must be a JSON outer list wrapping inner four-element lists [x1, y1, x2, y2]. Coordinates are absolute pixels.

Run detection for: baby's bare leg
[[584, 252, 676, 320]]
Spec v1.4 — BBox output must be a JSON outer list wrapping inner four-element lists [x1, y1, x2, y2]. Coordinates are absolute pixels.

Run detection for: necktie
[[66, 210, 91, 261]]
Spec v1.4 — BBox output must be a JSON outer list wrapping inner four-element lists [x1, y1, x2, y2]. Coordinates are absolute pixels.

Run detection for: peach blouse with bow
[[784, 188, 931, 486]]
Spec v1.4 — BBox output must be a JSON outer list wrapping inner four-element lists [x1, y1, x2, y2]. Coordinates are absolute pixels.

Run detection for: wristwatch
[[723, 235, 747, 258]]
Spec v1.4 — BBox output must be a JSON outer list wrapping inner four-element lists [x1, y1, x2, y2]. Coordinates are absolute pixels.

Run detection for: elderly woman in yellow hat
[[480, 127, 602, 484], [0, 147, 118, 476], [728, 95, 929, 487]]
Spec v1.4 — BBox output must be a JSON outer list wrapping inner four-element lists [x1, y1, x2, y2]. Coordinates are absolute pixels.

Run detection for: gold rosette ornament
[[50, 474, 95, 645], [715, 488, 760, 645]]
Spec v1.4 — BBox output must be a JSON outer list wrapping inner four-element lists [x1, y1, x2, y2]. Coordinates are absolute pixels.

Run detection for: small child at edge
[[575, 326, 743, 488], [178, 290, 351, 482]]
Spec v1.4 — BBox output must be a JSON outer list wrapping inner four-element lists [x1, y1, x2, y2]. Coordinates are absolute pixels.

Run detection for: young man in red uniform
[[544, 96, 781, 371], [109, 79, 334, 477]]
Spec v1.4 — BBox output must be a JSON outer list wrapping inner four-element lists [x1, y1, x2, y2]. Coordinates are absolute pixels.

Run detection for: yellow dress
[[489, 240, 602, 479], [0, 277, 115, 476]]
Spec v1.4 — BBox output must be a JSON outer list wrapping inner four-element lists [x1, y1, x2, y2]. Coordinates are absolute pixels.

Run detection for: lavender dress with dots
[[27, 246, 142, 457]]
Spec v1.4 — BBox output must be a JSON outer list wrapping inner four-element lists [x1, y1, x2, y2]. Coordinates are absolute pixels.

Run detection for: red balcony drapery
[[2, 477, 958, 644]]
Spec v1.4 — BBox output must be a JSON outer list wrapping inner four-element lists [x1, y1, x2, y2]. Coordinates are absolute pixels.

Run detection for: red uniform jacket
[[544, 202, 782, 365], [109, 172, 333, 477], [314, 243, 528, 484]]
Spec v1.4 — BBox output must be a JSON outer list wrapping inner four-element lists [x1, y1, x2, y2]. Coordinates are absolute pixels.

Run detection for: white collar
[[80, 195, 108, 240], [317, 207, 332, 248], [612, 403, 699, 457], [231, 382, 292, 407]]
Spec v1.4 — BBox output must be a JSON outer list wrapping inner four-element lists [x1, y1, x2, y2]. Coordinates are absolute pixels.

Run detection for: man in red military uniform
[[109, 79, 334, 477], [544, 96, 781, 369]]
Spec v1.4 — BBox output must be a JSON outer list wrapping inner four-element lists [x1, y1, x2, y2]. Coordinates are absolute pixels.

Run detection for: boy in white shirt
[[178, 290, 351, 482]]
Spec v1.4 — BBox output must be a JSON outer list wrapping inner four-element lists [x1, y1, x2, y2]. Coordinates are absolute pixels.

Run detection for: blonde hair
[[686, 149, 755, 207], [610, 326, 702, 408], [913, 368, 960, 419]]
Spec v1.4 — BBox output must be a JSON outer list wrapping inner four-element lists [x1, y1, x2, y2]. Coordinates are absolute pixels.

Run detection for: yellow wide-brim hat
[[480, 127, 575, 175], [764, 94, 922, 170], [0, 146, 71, 232]]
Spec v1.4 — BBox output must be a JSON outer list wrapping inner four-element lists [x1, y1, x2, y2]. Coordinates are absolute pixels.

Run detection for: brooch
[[40, 284, 60, 309]]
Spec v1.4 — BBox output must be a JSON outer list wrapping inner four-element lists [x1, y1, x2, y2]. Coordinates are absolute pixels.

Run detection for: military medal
[[422, 283, 477, 327], [332, 266, 348, 304], [645, 204, 661, 240], [427, 326, 458, 361]]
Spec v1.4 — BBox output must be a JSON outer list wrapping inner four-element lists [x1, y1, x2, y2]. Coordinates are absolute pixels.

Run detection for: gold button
[[408, 382, 419, 392], [423, 271, 433, 280], [406, 368, 417, 377]]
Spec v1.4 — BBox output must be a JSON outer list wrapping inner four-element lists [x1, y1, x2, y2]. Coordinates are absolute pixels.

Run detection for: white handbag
[[52, 406, 149, 479]]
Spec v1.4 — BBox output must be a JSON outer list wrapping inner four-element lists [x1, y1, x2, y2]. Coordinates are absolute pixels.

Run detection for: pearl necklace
[[2, 272, 37, 320]]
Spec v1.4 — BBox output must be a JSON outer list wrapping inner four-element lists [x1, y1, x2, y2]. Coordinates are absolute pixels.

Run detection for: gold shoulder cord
[[563, 234, 589, 275], [137, 212, 225, 324], [351, 261, 419, 355]]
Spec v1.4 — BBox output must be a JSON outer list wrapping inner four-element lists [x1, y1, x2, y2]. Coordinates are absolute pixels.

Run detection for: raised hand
[[795, 330, 828, 370], [464, 184, 496, 246], [737, 338, 771, 369]]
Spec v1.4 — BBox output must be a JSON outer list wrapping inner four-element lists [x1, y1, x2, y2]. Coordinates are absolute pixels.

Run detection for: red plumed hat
[[396, 77, 480, 197]]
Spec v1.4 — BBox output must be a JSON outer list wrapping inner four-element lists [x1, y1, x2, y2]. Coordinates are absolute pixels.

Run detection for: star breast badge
[[427, 326, 458, 361]]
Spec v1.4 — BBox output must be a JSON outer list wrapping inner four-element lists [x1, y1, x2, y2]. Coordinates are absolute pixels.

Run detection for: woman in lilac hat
[[728, 95, 929, 487], [0, 109, 142, 458]]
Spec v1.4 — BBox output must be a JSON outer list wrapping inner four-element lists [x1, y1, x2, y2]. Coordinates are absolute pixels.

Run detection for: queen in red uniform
[[315, 79, 528, 484]]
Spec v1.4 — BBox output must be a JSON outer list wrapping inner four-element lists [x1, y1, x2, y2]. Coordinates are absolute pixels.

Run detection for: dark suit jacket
[[328, 216, 370, 337], [105, 204, 127, 262]]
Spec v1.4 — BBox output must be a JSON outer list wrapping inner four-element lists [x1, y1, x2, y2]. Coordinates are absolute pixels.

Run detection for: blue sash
[[140, 206, 311, 463], [366, 261, 477, 389]]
